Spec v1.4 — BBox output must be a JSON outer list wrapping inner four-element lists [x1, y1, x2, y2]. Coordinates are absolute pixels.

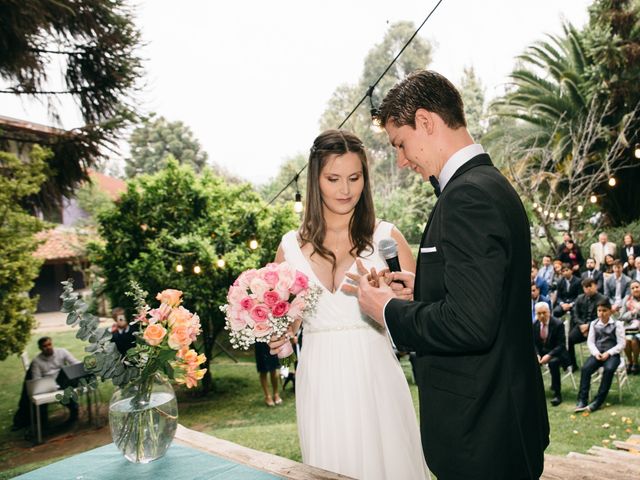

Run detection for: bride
[[271, 130, 430, 479]]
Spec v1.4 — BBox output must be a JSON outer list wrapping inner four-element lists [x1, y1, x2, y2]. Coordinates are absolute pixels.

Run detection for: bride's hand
[[268, 318, 301, 355]]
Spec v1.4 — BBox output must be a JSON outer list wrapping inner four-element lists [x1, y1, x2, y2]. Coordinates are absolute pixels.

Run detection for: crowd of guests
[[531, 231, 640, 412]]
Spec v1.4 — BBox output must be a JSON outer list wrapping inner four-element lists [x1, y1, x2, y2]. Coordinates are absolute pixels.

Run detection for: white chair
[[542, 363, 577, 390]]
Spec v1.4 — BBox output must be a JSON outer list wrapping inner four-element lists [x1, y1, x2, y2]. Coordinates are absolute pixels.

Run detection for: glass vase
[[109, 372, 178, 463]]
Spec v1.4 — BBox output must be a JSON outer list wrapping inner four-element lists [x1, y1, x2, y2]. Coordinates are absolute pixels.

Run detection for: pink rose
[[156, 289, 183, 307], [227, 285, 247, 305], [253, 324, 272, 338], [277, 263, 296, 287], [262, 269, 280, 288], [240, 296, 255, 311], [250, 304, 270, 323], [272, 301, 290, 317], [265, 262, 279, 271], [229, 315, 247, 331], [168, 324, 192, 350], [288, 296, 306, 319], [249, 277, 269, 301], [275, 280, 291, 301], [290, 271, 309, 295], [263, 291, 281, 308], [238, 269, 258, 290], [149, 303, 172, 324], [143, 323, 167, 346]]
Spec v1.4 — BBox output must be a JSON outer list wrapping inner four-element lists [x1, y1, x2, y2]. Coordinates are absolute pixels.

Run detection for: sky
[[2, 0, 594, 184]]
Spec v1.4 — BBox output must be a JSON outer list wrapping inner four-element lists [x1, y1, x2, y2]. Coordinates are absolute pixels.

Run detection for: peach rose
[[168, 306, 193, 327], [253, 323, 272, 338], [168, 324, 192, 350], [143, 323, 167, 346], [156, 289, 182, 307]]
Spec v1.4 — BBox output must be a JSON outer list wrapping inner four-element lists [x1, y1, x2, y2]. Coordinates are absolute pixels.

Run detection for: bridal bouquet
[[220, 262, 321, 365]]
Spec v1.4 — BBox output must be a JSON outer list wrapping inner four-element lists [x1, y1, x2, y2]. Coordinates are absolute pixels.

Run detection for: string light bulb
[[577, 205, 584, 213], [193, 265, 201, 274], [543, 210, 549, 216], [608, 177, 616, 187], [176, 263, 183, 273], [634, 144, 640, 159], [370, 117, 384, 133], [537, 206, 543, 213], [590, 195, 597, 204], [294, 191, 303, 213], [216, 258, 226, 268], [249, 237, 259, 250], [557, 212, 563, 219], [532, 202, 538, 209]]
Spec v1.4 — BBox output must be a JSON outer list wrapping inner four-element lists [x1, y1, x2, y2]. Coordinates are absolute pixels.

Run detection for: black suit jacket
[[555, 276, 582, 305], [581, 269, 604, 293], [385, 154, 548, 480], [533, 317, 568, 363]]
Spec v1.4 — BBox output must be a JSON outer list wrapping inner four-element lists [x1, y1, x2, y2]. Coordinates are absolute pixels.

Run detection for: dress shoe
[[631, 364, 639, 375], [587, 401, 600, 412], [550, 396, 562, 406]]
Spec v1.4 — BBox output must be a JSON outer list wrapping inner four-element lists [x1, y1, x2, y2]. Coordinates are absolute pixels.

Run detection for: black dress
[[254, 341, 279, 373]]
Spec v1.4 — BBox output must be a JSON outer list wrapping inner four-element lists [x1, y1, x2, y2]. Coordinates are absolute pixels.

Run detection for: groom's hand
[[341, 259, 394, 326], [382, 271, 415, 301]]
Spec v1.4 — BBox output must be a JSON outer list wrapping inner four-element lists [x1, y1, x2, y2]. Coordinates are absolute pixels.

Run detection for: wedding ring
[[285, 333, 291, 340]]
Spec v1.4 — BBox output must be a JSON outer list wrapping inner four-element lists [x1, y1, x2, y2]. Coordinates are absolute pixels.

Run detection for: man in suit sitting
[[533, 302, 569, 406], [531, 265, 549, 297], [568, 278, 606, 370], [531, 282, 551, 323], [553, 263, 582, 319], [110, 307, 138, 356], [581, 257, 604, 293], [604, 260, 631, 314]]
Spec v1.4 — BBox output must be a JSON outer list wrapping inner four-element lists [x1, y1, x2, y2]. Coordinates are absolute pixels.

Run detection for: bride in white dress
[[272, 130, 430, 479]]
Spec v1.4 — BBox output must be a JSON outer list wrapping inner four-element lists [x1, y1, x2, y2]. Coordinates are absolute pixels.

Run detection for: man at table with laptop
[[12, 337, 81, 431]]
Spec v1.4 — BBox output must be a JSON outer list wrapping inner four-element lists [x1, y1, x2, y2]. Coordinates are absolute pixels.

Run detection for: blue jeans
[[578, 354, 620, 408]]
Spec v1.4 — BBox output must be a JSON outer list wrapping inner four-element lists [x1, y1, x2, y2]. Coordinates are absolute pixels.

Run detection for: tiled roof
[[87, 169, 126, 201], [34, 228, 85, 261]]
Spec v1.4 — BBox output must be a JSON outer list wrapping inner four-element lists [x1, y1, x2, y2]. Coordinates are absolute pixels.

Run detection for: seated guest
[[626, 256, 640, 283], [604, 260, 631, 314], [537, 255, 555, 286], [533, 302, 569, 406], [600, 253, 615, 278], [568, 278, 606, 370], [12, 337, 80, 430], [110, 307, 138, 356], [621, 233, 639, 260], [623, 254, 635, 276], [531, 265, 549, 297], [575, 298, 625, 413], [531, 283, 551, 323], [620, 280, 640, 374], [553, 263, 582, 319], [591, 232, 617, 270], [581, 258, 604, 293], [549, 259, 564, 305], [558, 239, 584, 275]]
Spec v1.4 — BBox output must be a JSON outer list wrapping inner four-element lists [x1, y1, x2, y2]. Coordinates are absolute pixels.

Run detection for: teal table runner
[[15, 443, 283, 479]]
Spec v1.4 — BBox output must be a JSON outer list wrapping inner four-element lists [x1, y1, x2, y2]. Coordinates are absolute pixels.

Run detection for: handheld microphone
[[379, 238, 405, 286]]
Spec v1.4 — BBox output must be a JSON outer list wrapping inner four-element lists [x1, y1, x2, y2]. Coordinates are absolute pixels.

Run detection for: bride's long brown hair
[[299, 130, 375, 272]]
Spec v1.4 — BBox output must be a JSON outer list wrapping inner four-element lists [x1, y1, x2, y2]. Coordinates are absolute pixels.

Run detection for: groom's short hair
[[377, 70, 467, 130]]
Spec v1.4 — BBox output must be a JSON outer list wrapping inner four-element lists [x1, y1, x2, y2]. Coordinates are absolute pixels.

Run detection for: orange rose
[[143, 323, 167, 346], [168, 324, 191, 350], [167, 306, 192, 327], [156, 289, 183, 307]]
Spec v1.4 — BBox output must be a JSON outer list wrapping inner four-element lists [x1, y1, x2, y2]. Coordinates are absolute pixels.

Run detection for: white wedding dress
[[281, 222, 430, 480]]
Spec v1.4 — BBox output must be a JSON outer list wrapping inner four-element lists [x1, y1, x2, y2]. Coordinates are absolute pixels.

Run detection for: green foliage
[[259, 154, 307, 204], [0, 147, 48, 360], [125, 115, 209, 177], [74, 179, 114, 227], [459, 66, 486, 142], [92, 158, 297, 389]]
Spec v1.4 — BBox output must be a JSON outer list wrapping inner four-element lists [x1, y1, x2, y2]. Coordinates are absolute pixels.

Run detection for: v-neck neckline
[[295, 222, 382, 295]]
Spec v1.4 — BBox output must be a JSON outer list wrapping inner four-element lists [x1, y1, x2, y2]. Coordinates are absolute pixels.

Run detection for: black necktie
[[429, 176, 441, 197]]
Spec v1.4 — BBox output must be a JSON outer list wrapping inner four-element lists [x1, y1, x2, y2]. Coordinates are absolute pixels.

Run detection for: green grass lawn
[[1, 331, 638, 477]]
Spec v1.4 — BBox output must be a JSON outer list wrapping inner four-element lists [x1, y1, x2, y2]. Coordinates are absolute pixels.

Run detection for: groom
[[344, 71, 549, 479]]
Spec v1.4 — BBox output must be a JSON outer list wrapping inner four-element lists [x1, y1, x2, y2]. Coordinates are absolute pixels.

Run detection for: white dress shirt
[[587, 319, 625, 357], [383, 143, 486, 343], [31, 348, 79, 379]]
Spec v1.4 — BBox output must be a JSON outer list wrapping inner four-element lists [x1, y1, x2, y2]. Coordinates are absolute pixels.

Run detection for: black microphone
[[379, 238, 405, 286]]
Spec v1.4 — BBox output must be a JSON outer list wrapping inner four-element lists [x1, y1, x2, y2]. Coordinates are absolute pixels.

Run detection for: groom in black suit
[[345, 71, 549, 479]]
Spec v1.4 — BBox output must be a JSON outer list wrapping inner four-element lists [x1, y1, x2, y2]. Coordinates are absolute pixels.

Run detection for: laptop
[[58, 362, 92, 388]]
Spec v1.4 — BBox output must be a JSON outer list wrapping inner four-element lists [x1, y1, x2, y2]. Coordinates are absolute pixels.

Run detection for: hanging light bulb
[[294, 191, 303, 213], [193, 265, 202, 274], [634, 144, 640, 159], [532, 202, 538, 209], [537, 206, 543, 213], [370, 117, 384, 134], [216, 258, 226, 268], [176, 263, 183, 273], [608, 177, 616, 187], [549, 212, 556, 220], [557, 212, 563, 219], [543, 210, 549, 216], [577, 205, 584, 213], [249, 237, 259, 250], [590, 195, 598, 204]]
